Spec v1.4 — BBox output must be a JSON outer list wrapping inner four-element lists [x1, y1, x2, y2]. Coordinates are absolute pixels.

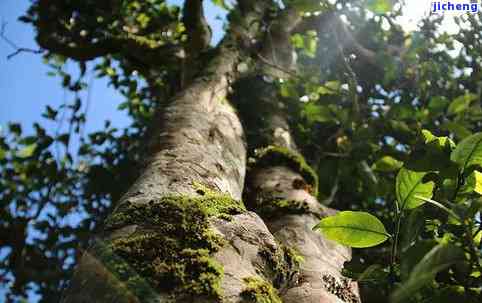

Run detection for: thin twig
[[0, 22, 43, 59], [320, 152, 349, 158], [80, 70, 95, 140], [256, 53, 300, 79], [331, 18, 360, 117]]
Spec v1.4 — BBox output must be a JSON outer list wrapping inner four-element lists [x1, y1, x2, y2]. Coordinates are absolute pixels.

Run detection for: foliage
[[1, 0, 481, 302], [316, 131, 481, 301]]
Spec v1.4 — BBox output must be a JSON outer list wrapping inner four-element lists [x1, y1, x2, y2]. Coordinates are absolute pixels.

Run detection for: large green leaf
[[450, 132, 482, 171], [396, 168, 435, 210], [313, 211, 390, 248], [391, 244, 465, 303]]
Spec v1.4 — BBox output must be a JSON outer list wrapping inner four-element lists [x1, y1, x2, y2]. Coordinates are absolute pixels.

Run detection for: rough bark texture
[[61, 2, 360, 303], [247, 166, 359, 303], [237, 76, 360, 303]]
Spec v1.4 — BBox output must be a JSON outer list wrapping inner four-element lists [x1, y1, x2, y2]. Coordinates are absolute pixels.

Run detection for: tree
[[1, 0, 481, 302]]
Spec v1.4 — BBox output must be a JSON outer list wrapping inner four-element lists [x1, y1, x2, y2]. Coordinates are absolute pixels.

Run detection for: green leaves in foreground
[[396, 168, 435, 210], [313, 211, 390, 248], [391, 244, 465, 303]]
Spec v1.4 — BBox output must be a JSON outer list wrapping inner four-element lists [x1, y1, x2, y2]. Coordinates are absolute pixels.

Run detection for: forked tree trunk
[[61, 1, 360, 302]]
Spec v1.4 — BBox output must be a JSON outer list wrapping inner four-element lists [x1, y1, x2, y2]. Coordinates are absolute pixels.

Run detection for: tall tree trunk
[[236, 77, 360, 303], [61, 2, 360, 302]]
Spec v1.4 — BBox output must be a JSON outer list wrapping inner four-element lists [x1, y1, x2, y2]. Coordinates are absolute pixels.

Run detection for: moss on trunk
[[252, 146, 318, 196], [95, 186, 246, 302], [241, 276, 282, 303]]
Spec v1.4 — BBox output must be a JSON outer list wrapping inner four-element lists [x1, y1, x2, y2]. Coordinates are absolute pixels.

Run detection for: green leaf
[[357, 264, 389, 283], [302, 103, 335, 123], [291, 31, 318, 58], [291, 34, 304, 49], [421, 129, 455, 151], [396, 168, 435, 210], [367, 0, 393, 14], [475, 230, 482, 246], [450, 132, 482, 172], [0, 148, 5, 160], [280, 81, 298, 98], [443, 121, 472, 139], [117, 101, 129, 110], [318, 81, 340, 95], [428, 96, 449, 116], [313, 211, 390, 248], [42, 105, 58, 121], [400, 240, 437, 280], [135, 13, 150, 28], [473, 170, 482, 194], [324, 81, 340, 91], [399, 208, 425, 253], [460, 170, 482, 197], [372, 155, 403, 172], [57, 134, 70, 147], [9, 123, 22, 136], [105, 67, 116, 77], [391, 244, 465, 303], [17, 143, 37, 158], [287, 0, 322, 12], [414, 195, 461, 222], [447, 94, 477, 115], [211, 0, 229, 10]]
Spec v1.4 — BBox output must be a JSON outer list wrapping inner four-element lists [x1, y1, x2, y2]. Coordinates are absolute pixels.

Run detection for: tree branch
[[0, 22, 43, 59], [295, 12, 405, 67], [182, 0, 212, 56]]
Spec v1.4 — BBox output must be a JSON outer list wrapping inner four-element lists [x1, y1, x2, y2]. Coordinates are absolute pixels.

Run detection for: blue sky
[[0, 0, 226, 137], [0, 1, 121, 135]]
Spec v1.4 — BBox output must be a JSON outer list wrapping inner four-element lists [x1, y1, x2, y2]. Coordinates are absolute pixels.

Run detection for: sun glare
[[399, 0, 477, 33]]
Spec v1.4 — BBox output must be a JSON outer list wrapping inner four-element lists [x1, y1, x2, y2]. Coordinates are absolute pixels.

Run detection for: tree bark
[[60, 2, 360, 303], [235, 76, 360, 303]]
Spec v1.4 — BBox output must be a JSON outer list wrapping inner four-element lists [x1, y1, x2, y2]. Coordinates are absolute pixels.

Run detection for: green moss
[[99, 190, 246, 302], [253, 197, 310, 219], [253, 145, 319, 196], [191, 181, 246, 218], [241, 277, 282, 303], [260, 244, 303, 289], [93, 241, 159, 303], [105, 187, 245, 230]]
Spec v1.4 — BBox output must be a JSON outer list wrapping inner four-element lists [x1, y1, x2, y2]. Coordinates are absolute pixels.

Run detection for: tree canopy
[[0, 0, 481, 302]]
